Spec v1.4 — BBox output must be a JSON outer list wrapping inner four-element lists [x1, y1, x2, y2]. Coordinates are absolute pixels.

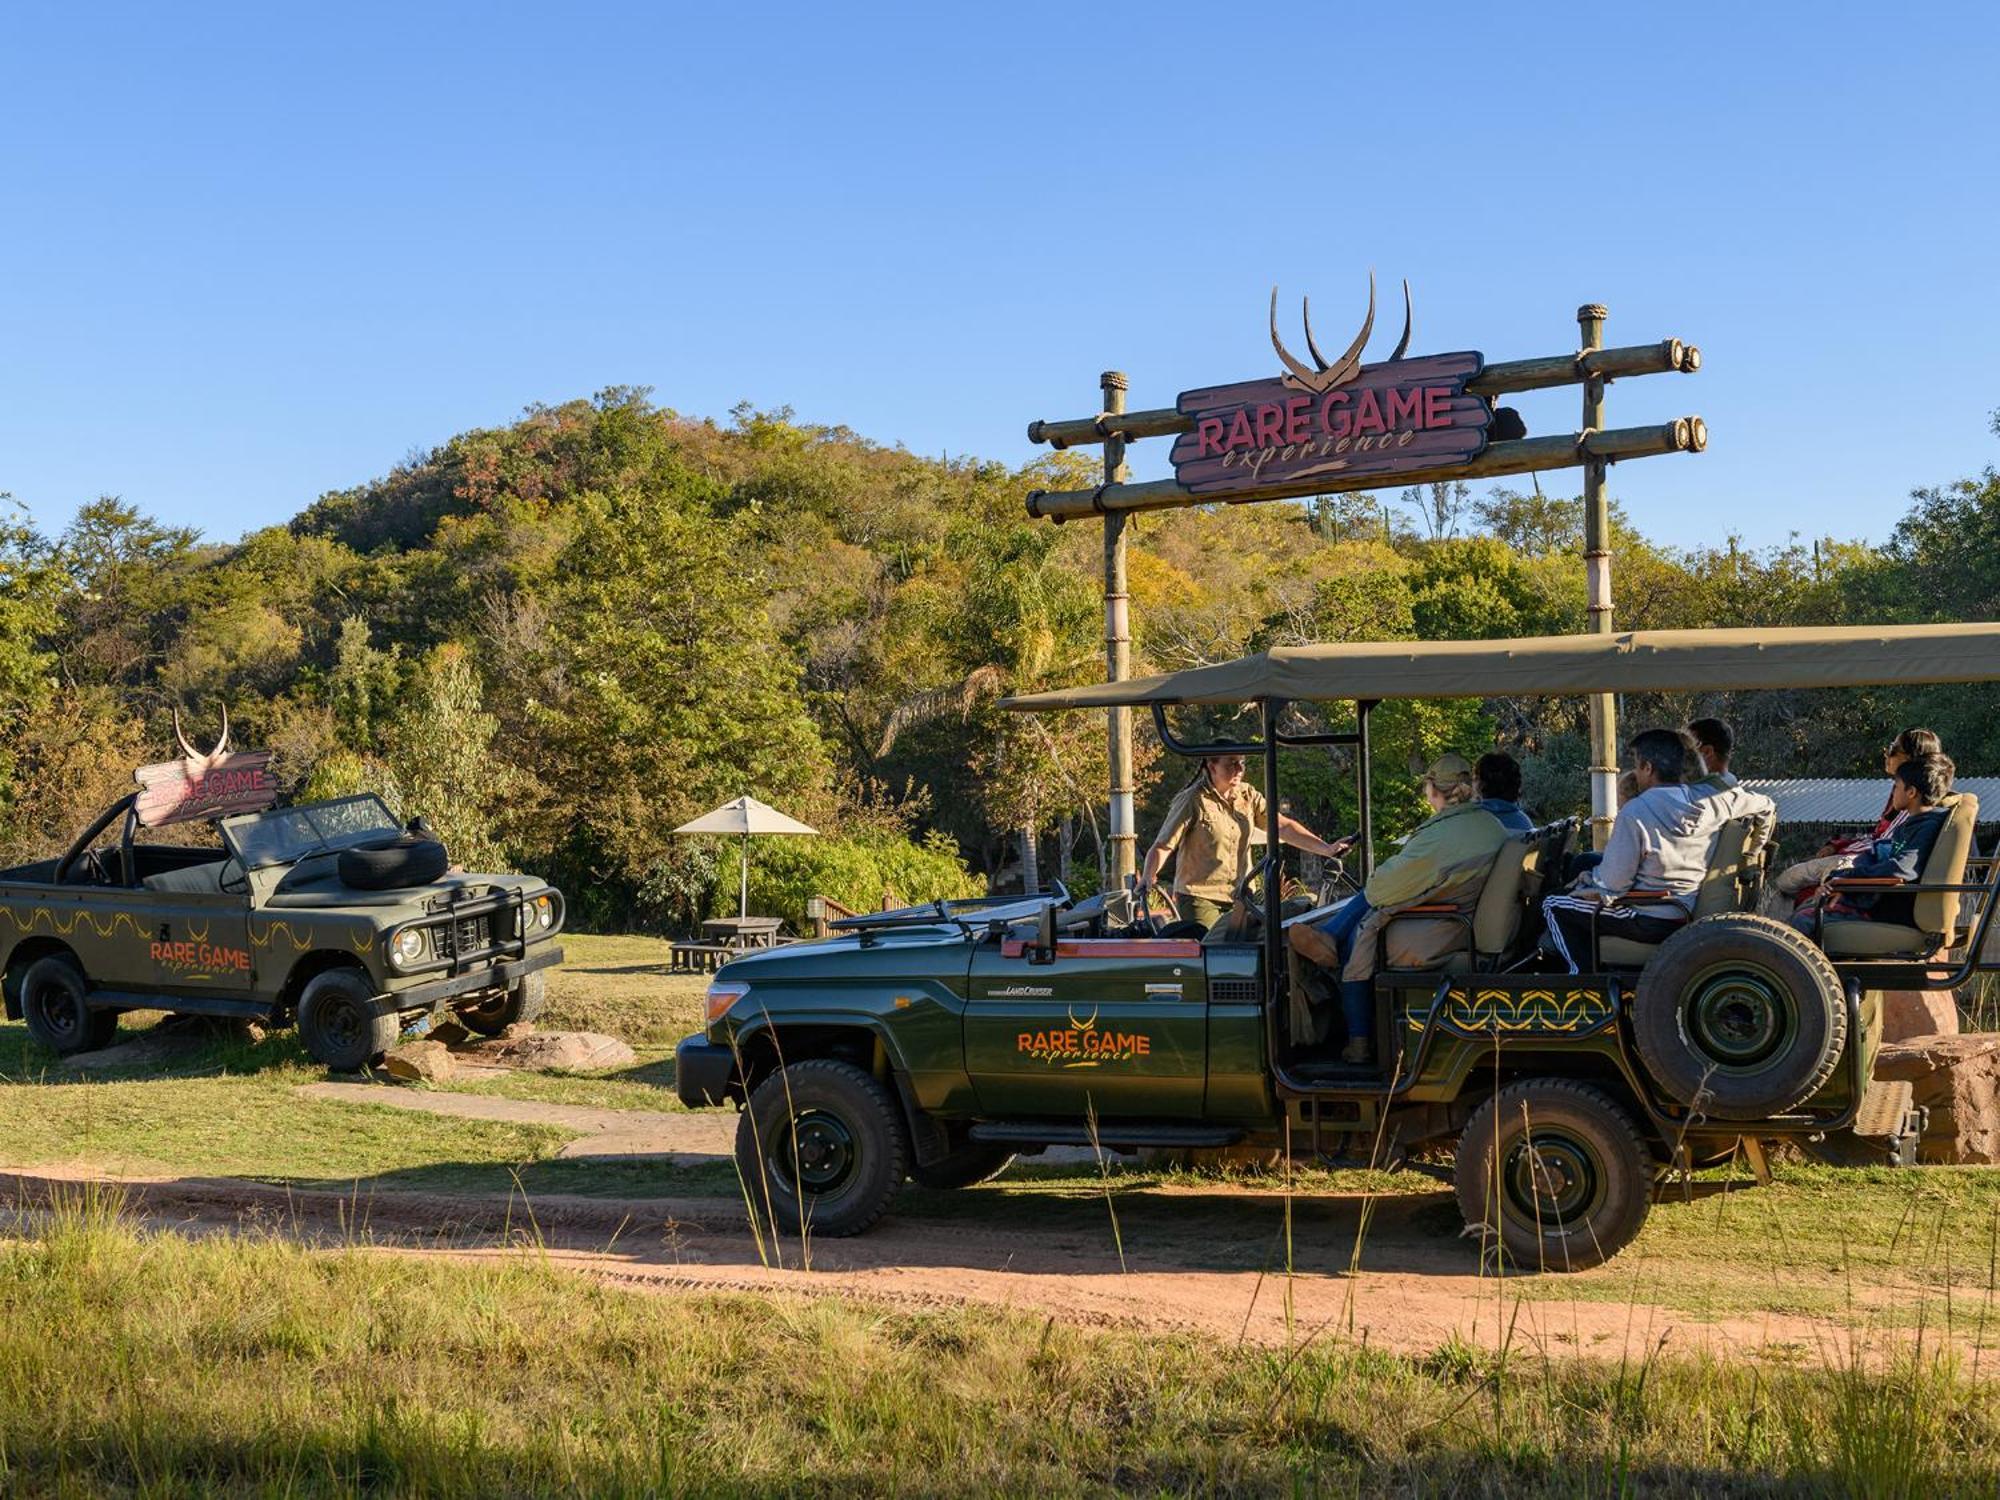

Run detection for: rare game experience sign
[[1169, 280, 1494, 497]]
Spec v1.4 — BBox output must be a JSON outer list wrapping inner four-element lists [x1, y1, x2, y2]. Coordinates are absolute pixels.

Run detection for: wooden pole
[[1580, 304, 1617, 850], [1101, 371, 1136, 886], [1026, 339, 1700, 451], [1025, 419, 1706, 522]]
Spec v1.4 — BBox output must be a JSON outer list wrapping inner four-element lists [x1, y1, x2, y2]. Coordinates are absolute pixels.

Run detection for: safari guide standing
[[1138, 746, 1349, 932]]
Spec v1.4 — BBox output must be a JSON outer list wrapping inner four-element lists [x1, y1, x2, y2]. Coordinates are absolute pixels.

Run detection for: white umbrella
[[672, 795, 819, 919]]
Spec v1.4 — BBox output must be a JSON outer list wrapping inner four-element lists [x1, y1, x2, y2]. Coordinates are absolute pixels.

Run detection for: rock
[[453, 1030, 635, 1073], [427, 1020, 472, 1046], [1880, 989, 1960, 1042], [61, 1034, 196, 1071], [383, 1039, 458, 1084], [1875, 1033, 2000, 1164], [501, 1022, 537, 1040]]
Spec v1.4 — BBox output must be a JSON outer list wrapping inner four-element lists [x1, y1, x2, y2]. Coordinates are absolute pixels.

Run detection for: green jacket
[[1364, 801, 1510, 912]]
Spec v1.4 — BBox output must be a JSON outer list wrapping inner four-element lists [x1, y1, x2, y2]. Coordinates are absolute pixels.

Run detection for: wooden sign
[[1171, 351, 1492, 497], [135, 751, 279, 827]]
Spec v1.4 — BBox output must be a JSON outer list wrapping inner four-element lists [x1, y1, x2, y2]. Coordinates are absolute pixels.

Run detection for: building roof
[[1743, 777, 2000, 826], [1003, 623, 2000, 711]]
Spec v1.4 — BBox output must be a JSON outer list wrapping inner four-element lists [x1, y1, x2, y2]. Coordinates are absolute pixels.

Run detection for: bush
[[707, 830, 982, 931]]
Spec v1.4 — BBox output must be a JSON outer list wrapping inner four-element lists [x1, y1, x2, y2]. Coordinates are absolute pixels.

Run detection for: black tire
[[455, 970, 547, 1037], [736, 1059, 909, 1237], [337, 835, 449, 891], [20, 955, 116, 1055], [297, 967, 398, 1071], [1456, 1079, 1652, 1272], [908, 1140, 1015, 1190], [1634, 914, 1846, 1121]]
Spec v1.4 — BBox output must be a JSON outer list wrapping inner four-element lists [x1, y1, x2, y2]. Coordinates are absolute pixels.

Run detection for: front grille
[[434, 914, 494, 961], [1210, 978, 1263, 1004]]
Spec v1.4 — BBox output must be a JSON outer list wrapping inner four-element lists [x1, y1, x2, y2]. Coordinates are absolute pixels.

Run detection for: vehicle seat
[[1379, 833, 1535, 974], [141, 860, 229, 894], [1597, 813, 1770, 967], [1818, 792, 1980, 958]]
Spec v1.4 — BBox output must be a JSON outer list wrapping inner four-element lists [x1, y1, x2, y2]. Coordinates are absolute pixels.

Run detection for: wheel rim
[[31, 980, 81, 1044], [320, 998, 366, 1050], [1683, 961, 1796, 1071], [768, 1109, 860, 1197], [1502, 1126, 1605, 1228]]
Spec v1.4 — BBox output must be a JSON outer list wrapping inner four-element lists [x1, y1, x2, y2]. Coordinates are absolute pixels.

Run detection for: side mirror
[[1031, 903, 1058, 964]]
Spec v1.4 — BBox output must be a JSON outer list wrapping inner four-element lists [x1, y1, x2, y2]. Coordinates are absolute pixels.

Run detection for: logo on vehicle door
[[988, 984, 1053, 998], [1017, 1006, 1153, 1068]]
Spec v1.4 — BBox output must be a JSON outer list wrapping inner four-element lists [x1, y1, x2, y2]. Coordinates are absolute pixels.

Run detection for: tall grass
[[2, 1187, 1996, 1495]]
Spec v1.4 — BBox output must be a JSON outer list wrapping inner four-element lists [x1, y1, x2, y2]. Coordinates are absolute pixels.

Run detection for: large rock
[[1879, 989, 1960, 1042], [383, 1039, 459, 1084], [1874, 1033, 2000, 1164], [453, 1030, 636, 1073]]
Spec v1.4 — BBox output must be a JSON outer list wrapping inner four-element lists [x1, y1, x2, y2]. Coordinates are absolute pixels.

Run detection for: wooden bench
[[669, 941, 733, 974]]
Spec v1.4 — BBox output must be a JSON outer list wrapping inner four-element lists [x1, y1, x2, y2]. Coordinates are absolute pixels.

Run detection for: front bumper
[[675, 1035, 738, 1108], [388, 945, 564, 1013]]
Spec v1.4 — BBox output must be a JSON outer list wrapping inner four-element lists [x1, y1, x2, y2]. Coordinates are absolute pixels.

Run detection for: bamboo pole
[[1025, 339, 1699, 451], [1580, 304, 1618, 851], [1101, 371, 1136, 887], [1024, 419, 1705, 522]]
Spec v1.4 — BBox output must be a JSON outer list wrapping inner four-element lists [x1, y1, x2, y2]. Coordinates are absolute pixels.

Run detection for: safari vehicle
[[0, 721, 565, 1070], [676, 624, 2000, 1268]]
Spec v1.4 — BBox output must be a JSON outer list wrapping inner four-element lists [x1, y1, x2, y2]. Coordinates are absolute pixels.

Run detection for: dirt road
[[0, 1163, 1912, 1363]]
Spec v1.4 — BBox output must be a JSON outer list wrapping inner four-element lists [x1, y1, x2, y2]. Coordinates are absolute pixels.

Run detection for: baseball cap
[[1419, 752, 1475, 790]]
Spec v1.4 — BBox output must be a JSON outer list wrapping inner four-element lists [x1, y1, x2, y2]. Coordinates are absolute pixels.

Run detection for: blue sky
[[4, 2, 1996, 552]]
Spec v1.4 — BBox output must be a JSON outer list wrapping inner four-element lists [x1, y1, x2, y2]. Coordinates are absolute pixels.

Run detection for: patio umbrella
[[672, 795, 819, 918]]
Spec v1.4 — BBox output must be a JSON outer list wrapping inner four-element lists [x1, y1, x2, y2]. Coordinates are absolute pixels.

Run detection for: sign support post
[[1101, 370, 1137, 886], [1579, 303, 1618, 850]]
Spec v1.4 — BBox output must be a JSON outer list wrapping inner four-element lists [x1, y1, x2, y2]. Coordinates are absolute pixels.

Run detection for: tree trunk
[[1057, 816, 1074, 885], [1018, 825, 1040, 895]]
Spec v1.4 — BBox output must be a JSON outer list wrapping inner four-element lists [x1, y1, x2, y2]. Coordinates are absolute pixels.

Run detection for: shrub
[[707, 830, 982, 931]]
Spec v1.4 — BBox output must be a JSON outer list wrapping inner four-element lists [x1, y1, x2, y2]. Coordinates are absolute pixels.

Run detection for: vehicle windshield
[[221, 795, 401, 870]]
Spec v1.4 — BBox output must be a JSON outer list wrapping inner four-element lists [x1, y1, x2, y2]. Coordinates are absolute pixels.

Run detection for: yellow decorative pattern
[[248, 919, 318, 953], [0, 906, 150, 942], [1408, 985, 1616, 1038]]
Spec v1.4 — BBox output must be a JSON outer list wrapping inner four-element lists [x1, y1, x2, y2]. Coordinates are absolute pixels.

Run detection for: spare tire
[[338, 834, 449, 891], [1633, 913, 1847, 1121]]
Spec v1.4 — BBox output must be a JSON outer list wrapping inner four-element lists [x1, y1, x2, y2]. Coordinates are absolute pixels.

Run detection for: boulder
[[1879, 989, 1960, 1042], [1874, 1033, 2000, 1164], [383, 1039, 459, 1084], [454, 1030, 636, 1073], [427, 1020, 472, 1046]]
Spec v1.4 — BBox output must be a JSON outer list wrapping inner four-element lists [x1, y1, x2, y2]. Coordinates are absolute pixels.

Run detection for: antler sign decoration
[[133, 705, 279, 828], [1170, 272, 1492, 496]]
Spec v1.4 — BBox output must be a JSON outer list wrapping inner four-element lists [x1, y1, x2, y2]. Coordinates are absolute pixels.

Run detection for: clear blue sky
[[5, 2, 1996, 552]]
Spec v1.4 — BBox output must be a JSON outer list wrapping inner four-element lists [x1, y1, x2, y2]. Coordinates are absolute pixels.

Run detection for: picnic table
[[701, 916, 787, 949]]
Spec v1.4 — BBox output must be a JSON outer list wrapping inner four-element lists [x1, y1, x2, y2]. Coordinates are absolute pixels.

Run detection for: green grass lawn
[[0, 1189, 1993, 1498]]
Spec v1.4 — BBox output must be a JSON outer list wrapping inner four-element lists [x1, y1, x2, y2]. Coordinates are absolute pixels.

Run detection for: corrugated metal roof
[[1742, 777, 2000, 826]]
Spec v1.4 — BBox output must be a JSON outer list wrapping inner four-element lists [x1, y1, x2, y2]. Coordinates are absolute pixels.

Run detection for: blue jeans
[[1315, 895, 1375, 1040]]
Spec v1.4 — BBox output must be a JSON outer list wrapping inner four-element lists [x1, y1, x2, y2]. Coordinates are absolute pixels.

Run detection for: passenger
[[1762, 726, 1944, 915], [1475, 751, 1536, 833], [1795, 753, 1954, 935], [1542, 728, 1775, 973], [1687, 718, 1738, 792], [1288, 754, 1508, 1065], [1138, 746, 1348, 933]]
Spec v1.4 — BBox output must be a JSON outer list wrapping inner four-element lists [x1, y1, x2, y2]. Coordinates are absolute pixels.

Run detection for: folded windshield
[[221, 795, 401, 870]]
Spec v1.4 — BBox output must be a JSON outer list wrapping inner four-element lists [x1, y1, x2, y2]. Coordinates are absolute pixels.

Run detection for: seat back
[[1913, 792, 1979, 940], [1471, 834, 1537, 960], [1691, 815, 1768, 920]]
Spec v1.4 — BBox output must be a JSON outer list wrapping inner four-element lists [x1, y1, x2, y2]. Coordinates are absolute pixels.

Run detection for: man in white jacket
[[1542, 728, 1774, 972]]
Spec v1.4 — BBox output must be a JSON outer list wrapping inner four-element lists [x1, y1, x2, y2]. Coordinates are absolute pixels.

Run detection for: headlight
[[390, 928, 428, 969], [705, 980, 750, 1025], [534, 895, 554, 930]]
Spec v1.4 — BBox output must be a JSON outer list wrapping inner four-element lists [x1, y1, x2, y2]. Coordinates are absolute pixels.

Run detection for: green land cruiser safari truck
[[678, 623, 2000, 1269], [0, 725, 564, 1071]]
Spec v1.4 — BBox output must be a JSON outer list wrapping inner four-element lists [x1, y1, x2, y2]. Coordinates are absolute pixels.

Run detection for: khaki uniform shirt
[[1151, 781, 1267, 901]]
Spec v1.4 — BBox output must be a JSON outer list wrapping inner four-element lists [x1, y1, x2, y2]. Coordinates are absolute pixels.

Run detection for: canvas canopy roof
[[1002, 623, 2000, 711]]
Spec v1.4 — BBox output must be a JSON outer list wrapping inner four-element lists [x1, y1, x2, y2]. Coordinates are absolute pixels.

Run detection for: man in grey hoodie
[[1542, 728, 1775, 972]]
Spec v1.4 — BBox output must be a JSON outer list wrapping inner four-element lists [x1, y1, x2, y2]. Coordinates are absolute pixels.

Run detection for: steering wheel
[[63, 849, 108, 886]]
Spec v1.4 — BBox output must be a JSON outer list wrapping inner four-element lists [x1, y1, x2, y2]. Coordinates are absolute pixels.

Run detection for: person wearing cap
[[1139, 746, 1348, 932], [1288, 753, 1511, 1065]]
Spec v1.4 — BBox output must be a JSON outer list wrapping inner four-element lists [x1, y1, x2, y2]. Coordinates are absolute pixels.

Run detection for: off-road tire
[[908, 1140, 1015, 1191], [337, 835, 449, 891], [297, 967, 398, 1072], [455, 970, 547, 1037], [736, 1059, 909, 1237], [1634, 913, 1846, 1121], [1455, 1079, 1652, 1272], [20, 955, 116, 1055]]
